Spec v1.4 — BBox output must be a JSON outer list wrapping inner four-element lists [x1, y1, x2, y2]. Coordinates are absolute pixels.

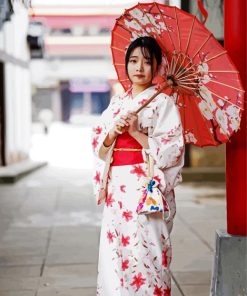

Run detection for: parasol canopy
[[111, 2, 245, 147]]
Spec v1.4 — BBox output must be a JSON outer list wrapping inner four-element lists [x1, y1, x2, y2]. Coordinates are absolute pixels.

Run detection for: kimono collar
[[123, 84, 158, 101]]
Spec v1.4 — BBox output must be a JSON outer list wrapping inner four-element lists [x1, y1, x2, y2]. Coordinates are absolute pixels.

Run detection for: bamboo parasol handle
[[135, 83, 170, 114], [116, 83, 170, 133]]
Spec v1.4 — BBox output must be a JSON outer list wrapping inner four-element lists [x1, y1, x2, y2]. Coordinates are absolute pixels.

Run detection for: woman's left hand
[[125, 111, 149, 149], [126, 111, 139, 135]]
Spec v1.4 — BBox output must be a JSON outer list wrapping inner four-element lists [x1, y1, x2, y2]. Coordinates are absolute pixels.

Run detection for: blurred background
[[0, 0, 225, 171]]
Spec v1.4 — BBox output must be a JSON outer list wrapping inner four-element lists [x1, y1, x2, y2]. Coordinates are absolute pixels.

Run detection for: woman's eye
[[145, 60, 151, 65], [129, 59, 136, 63]]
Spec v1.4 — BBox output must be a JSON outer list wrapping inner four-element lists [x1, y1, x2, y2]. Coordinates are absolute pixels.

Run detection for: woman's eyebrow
[[129, 55, 151, 59]]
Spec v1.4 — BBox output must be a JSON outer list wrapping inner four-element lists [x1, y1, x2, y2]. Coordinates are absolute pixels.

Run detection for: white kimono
[[92, 85, 185, 295]]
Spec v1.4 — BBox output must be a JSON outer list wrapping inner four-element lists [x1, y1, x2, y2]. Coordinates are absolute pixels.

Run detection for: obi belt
[[111, 132, 144, 166]]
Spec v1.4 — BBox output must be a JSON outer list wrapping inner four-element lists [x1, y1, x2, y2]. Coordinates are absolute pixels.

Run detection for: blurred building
[[0, 1, 31, 166], [28, 5, 122, 124]]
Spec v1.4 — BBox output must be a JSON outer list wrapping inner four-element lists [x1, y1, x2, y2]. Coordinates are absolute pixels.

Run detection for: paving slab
[[0, 255, 44, 267], [0, 159, 47, 184], [172, 271, 212, 285], [38, 264, 97, 289], [0, 291, 36, 296], [37, 288, 96, 296], [181, 285, 210, 296], [0, 277, 40, 291], [0, 266, 41, 278]]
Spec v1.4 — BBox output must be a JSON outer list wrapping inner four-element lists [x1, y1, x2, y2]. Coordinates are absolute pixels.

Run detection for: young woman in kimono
[[92, 36, 185, 296]]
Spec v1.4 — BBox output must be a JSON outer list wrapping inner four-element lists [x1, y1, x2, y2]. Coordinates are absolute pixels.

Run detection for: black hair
[[125, 36, 162, 81]]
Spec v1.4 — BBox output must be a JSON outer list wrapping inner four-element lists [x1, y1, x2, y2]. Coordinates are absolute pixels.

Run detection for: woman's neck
[[131, 83, 153, 98]]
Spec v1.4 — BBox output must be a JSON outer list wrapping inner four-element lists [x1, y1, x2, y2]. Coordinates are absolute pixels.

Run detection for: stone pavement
[[0, 165, 226, 296]]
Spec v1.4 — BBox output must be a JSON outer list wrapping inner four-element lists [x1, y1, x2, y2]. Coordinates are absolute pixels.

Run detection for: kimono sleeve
[[91, 95, 117, 161], [145, 94, 185, 170]]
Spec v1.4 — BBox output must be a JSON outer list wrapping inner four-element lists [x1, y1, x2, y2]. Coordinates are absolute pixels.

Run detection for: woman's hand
[[103, 115, 130, 147], [110, 115, 130, 136], [111, 111, 138, 136], [126, 111, 149, 149], [125, 111, 138, 136], [104, 111, 149, 149]]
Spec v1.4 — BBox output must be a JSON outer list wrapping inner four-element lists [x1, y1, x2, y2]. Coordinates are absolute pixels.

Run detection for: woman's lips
[[134, 74, 145, 78]]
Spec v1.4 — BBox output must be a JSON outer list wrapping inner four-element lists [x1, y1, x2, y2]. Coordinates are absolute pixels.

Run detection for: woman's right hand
[[103, 115, 129, 147], [109, 115, 130, 137]]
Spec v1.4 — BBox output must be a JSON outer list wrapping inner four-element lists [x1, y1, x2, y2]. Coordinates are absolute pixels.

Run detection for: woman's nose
[[136, 62, 144, 72]]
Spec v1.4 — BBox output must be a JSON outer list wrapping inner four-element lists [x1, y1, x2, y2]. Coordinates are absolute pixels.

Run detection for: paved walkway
[[0, 165, 226, 296]]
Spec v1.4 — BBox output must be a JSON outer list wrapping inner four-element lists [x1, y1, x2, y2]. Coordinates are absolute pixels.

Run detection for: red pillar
[[225, 0, 247, 235]]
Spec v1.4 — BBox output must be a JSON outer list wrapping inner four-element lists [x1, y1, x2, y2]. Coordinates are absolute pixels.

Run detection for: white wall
[[2, 2, 31, 164], [169, 0, 181, 8], [0, 29, 4, 50], [190, 0, 223, 40]]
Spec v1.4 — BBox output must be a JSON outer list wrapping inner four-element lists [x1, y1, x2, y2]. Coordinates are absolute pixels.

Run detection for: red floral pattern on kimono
[[92, 85, 185, 295]]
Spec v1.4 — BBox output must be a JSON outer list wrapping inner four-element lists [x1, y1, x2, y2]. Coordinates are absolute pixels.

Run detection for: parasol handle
[[116, 83, 169, 133], [135, 83, 169, 114]]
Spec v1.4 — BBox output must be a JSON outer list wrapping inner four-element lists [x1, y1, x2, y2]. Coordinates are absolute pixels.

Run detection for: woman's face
[[127, 46, 157, 88]]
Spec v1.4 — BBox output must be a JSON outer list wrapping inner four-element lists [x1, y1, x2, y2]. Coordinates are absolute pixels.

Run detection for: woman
[[92, 36, 185, 295]]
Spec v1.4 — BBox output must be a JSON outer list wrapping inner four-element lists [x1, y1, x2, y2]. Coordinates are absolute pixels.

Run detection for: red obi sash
[[111, 132, 144, 166]]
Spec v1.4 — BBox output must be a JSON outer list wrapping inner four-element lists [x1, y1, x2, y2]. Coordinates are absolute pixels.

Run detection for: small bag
[[136, 154, 164, 215]]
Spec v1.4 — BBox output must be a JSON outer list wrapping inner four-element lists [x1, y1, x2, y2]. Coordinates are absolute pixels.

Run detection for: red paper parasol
[[111, 2, 245, 147]]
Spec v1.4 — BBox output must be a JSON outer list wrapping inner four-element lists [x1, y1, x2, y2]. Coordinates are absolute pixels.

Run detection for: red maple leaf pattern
[[130, 165, 146, 179], [163, 199, 169, 211], [153, 285, 163, 296], [94, 171, 100, 184], [164, 286, 171, 296], [130, 272, 146, 291], [107, 231, 115, 244], [161, 137, 170, 144], [120, 185, 126, 193], [92, 137, 99, 151], [122, 259, 129, 271], [113, 108, 120, 117], [106, 193, 115, 207], [118, 201, 123, 209], [122, 210, 133, 222], [154, 175, 161, 184], [162, 248, 169, 268], [121, 235, 130, 247], [94, 126, 102, 135], [138, 99, 148, 106]]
